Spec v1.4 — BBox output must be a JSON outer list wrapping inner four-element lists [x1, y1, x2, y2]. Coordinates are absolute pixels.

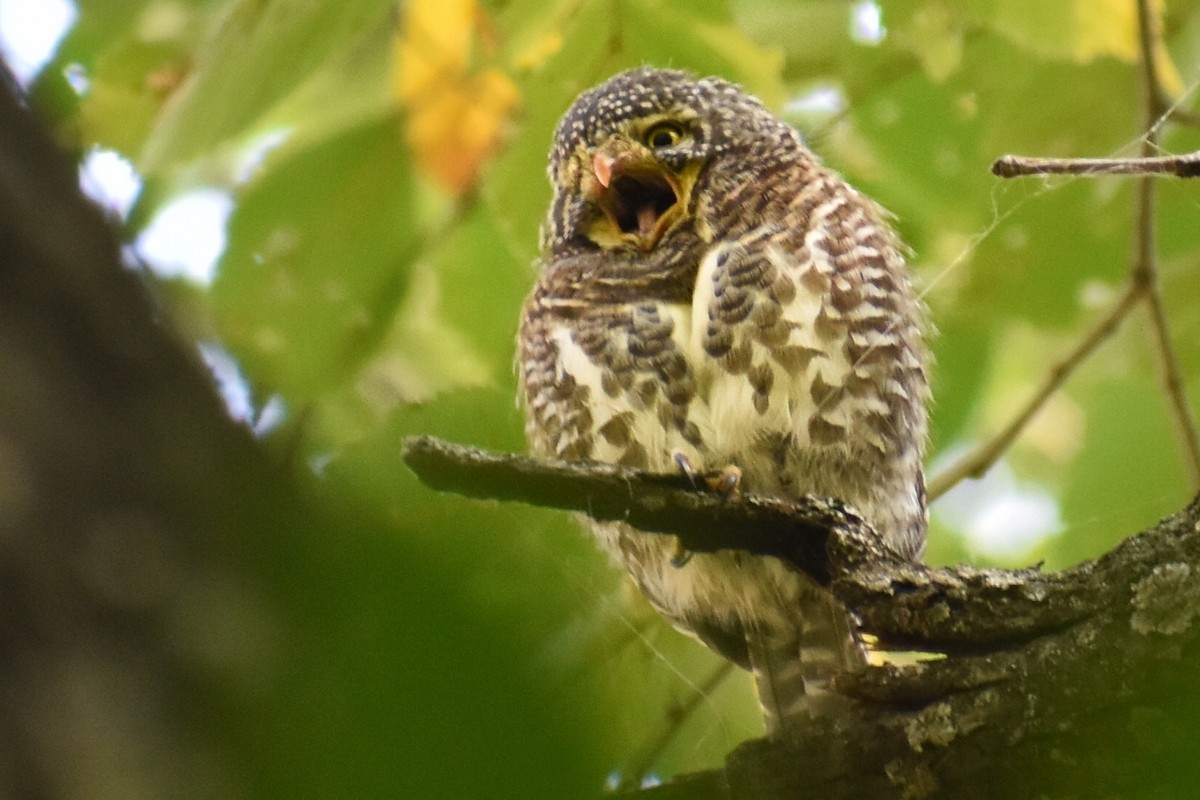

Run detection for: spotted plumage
[[518, 68, 929, 733]]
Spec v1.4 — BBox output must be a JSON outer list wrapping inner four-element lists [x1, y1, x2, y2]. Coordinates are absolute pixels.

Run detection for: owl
[[517, 68, 928, 734]]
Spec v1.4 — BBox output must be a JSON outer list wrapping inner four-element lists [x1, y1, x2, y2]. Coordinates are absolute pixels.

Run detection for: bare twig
[[1140, 267, 1200, 486], [927, 280, 1142, 500], [1134, 0, 1200, 488], [991, 151, 1200, 178], [934, 1, 1200, 500]]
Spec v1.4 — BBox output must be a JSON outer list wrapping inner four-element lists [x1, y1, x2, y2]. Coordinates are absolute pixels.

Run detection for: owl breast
[[526, 221, 920, 508], [541, 246, 823, 484], [520, 170, 928, 647], [529, 268, 818, 637]]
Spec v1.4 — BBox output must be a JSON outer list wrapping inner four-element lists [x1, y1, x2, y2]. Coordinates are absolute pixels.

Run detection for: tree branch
[[404, 435, 1200, 799], [404, 436, 1193, 651], [403, 435, 884, 588]]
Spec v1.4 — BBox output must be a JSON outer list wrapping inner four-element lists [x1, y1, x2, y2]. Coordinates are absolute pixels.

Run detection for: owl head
[[540, 68, 803, 257]]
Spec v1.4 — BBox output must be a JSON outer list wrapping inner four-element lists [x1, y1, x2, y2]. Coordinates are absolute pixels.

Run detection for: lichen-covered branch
[[703, 499, 1200, 800], [403, 436, 1199, 648], [404, 435, 1200, 799]]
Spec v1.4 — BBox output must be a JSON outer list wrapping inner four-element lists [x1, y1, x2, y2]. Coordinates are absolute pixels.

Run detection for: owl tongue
[[637, 203, 660, 239], [604, 171, 678, 246]]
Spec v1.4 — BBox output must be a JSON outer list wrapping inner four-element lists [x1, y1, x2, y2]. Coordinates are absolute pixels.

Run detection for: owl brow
[[632, 109, 697, 135]]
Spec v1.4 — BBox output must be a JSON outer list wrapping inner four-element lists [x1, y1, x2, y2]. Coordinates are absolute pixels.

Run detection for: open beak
[[587, 147, 682, 251], [592, 151, 619, 188]]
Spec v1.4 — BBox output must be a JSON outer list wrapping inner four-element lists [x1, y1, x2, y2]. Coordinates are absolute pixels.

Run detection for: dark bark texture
[[0, 68, 293, 799], [405, 436, 1200, 800], [0, 70, 603, 800]]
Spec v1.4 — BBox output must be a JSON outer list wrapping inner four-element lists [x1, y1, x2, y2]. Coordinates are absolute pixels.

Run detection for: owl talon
[[674, 453, 742, 499], [669, 537, 693, 568], [673, 451, 701, 488]]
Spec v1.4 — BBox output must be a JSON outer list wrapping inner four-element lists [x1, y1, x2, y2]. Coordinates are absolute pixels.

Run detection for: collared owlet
[[517, 68, 929, 734]]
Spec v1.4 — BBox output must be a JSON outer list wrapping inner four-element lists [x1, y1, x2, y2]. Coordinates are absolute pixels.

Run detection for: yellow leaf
[[404, 68, 520, 196], [1072, 0, 1138, 61], [986, 0, 1152, 64], [393, 0, 521, 195], [394, 0, 475, 103]]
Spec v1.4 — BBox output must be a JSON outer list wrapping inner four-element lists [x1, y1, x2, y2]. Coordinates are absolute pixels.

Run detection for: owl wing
[[684, 183, 927, 730], [690, 178, 927, 554]]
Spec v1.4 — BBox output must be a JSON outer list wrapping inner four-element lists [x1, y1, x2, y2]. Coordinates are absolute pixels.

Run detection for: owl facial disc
[[588, 150, 681, 251]]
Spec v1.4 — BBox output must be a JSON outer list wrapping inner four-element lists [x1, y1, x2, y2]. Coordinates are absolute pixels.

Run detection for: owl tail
[[747, 593, 864, 735]]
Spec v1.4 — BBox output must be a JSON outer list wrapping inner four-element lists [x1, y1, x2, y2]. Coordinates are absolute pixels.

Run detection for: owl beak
[[588, 149, 682, 251], [592, 151, 618, 188]]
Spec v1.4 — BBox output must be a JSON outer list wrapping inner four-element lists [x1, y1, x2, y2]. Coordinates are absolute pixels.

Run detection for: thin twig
[[927, 281, 1143, 500], [1139, 274, 1200, 487], [935, 2, 1200, 500], [1140, 0, 1200, 129], [622, 661, 738, 789], [1134, 0, 1200, 488], [992, 151, 1200, 178]]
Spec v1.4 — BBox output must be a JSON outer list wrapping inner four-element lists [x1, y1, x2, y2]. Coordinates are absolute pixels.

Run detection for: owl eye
[[643, 122, 686, 149]]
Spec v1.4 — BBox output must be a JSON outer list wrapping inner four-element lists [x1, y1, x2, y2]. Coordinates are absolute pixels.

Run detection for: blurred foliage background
[[9, 0, 1200, 792]]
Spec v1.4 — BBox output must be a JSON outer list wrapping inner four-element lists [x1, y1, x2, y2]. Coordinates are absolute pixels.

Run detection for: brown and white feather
[[518, 68, 928, 733]]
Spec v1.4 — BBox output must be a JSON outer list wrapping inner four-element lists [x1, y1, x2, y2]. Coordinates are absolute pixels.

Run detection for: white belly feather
[[547, 243, 854, 634]]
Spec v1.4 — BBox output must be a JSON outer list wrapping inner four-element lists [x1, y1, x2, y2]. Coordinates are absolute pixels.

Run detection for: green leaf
[[212, 116, 414, 403], [76, 38, 191, 154], [617, 0, 786, 103], [965, 0, 1140, 63], [1056, 378, 1190, 566], [731, 0, 858, 75], [431, 207, 537, 375], [137, 0, 394, 176]]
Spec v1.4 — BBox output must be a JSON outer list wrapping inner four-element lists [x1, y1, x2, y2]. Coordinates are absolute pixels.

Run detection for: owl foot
[[712, 464, 742, 497], [669, 537, 693, 568], [669, 453, 700, 568], [672, 452, 742, 498]]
